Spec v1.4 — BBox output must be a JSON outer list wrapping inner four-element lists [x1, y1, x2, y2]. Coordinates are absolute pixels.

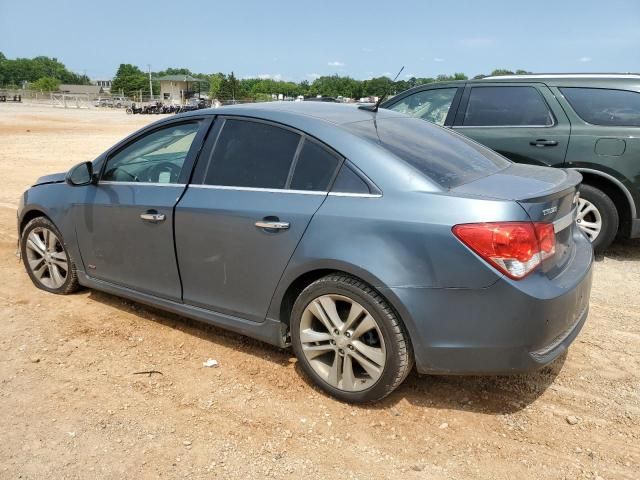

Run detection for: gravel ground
[[0, 104, 638, 479]]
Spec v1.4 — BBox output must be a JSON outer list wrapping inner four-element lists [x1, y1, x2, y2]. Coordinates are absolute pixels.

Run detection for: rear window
[[560, 87, 640, 127], [343, 117, 510, 189]]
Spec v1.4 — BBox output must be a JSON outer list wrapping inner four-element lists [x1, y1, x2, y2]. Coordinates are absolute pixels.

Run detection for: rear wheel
[[290, 274, 413, 403], [577, 184, 618, 253], [20, 217, 79, 294]]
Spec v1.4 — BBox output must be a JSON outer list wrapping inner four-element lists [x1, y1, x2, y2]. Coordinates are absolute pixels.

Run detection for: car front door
[[451, 83, 571, 167], [175, 117, 341, 322], [75, 119, 208, 301]]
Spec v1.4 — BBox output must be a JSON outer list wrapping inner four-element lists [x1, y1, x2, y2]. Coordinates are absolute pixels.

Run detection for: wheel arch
[[19, 208, 52, 235], [572, 167, 637, 237], [272, 264, 419, 359]]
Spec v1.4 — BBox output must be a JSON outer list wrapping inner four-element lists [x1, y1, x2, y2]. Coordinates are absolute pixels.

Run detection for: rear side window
[[463, 86, 554, 126], [205, 119, 300, 188], [343, 117, 510, 189], [290, 139, 340, 191], [560, 87, 640, 127], [331, 164, 371, 194]]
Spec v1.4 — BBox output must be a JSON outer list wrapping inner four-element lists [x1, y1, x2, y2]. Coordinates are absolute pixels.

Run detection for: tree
[[0, 54, 89, 86], [490, 69, 514, 76], [30, 76, 60, 92], [217, 72, 242, 100], [111, 64, 148, 96], [208, 73, 225, 99]]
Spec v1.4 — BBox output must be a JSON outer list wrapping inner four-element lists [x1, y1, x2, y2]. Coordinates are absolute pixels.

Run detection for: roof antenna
[[359, 66, 405, 112]]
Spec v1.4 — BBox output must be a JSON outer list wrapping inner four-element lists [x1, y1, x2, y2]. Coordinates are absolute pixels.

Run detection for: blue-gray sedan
[[17, 102, 593, 402]]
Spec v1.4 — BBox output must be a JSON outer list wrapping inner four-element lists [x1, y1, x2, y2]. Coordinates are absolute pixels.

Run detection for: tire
[[577, 184, 618, 253], [20, 216, 80, 295], [290, 274, 413, 403]]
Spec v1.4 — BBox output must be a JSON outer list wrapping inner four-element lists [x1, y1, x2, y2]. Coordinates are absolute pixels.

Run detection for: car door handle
[[530, 139, 559, 147], [140, 210, 166, 223], [255, 220, 290, 230]]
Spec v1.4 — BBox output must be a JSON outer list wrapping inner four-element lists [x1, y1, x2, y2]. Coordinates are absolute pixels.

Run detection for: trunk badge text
[[543, 206, 558, 216]]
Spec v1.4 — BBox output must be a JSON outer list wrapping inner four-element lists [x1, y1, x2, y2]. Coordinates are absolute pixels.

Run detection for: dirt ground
[[0, 104, 638, 480]]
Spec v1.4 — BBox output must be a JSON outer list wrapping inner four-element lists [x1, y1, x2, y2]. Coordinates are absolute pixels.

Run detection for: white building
[[155, 75, 206, 105]]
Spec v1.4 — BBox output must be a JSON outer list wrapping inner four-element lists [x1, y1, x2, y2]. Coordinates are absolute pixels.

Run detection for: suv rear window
[[343, 117, 510, 189], [560, 87, 640, 127]]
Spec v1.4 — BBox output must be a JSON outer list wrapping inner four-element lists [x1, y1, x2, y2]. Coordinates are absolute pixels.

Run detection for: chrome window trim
[[99, 181, 186, 187], [188, 184, 327, 195], [328, 192, 382, 198], [186, 184, 382, 198], [453, 124, 555, 129]]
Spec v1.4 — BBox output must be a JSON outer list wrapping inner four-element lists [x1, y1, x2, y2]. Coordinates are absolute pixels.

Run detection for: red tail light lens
[[452, 222, 556, 279]]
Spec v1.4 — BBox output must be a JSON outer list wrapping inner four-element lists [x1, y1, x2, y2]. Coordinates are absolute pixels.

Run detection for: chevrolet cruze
[[18, 102, 593, 402]]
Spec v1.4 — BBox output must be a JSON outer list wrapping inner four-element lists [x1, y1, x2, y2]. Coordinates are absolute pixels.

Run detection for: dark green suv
[[382, 74, 640, 252]]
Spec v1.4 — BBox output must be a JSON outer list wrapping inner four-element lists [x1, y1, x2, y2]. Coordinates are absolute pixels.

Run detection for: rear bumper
[[384, 234, 594, 375]]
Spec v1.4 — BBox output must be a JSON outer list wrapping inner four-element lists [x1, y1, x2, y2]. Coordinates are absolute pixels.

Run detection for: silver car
[[18, 102, 593, 402]]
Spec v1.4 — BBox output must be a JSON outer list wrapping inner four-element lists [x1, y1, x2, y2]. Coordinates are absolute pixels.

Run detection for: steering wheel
[[145, 161, 182, 183]]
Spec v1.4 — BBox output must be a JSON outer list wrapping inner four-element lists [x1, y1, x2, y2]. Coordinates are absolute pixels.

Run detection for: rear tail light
[[452, 222, 556, 279]]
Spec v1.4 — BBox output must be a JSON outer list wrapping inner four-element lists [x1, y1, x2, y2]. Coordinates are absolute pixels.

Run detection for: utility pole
[[147, 64, 153, 101]]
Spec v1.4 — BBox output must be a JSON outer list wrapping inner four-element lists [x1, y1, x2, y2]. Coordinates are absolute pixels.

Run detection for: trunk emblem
[[542, 206, 558, 216]]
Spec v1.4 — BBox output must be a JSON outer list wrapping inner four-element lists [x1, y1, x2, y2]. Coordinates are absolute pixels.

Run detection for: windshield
[[343, 116, 510, 189]]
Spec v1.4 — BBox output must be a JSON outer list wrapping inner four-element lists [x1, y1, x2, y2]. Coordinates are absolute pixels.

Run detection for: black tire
[[290, 274, 413, 403], [579, 184, 618, 253], [20, 216, 80, 295]]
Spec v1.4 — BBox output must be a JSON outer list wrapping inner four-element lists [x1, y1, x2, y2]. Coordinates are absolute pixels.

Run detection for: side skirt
[[77, 272, 289, 348]]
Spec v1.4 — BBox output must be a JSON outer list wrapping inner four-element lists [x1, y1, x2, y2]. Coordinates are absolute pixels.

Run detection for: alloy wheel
[[576, 198, 602, 242], [24, 227, 69, 289], [299, 294, 386, 392]]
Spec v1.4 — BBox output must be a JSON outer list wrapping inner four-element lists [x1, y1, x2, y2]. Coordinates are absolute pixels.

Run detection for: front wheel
[[290, 274, 413, 403], [20, 216, 80, 294], [577, 184, 618, 253]]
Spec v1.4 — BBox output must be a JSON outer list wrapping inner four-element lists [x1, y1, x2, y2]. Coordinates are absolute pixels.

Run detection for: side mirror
[[66, 161, 95, 186]]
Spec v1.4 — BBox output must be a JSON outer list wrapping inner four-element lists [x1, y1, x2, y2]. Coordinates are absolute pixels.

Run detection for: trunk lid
[[453, 163, 582, 275]]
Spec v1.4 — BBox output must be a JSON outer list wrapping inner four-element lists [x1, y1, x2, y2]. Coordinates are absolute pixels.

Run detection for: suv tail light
[[452, 222, 556, 279]]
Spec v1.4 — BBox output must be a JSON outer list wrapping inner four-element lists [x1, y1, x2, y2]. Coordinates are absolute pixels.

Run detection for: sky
[[1, 0, 639, 81]]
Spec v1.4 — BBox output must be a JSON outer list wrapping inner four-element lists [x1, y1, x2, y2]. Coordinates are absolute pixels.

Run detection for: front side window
[[463, 86, 554, 126], [102, 122, 200, 183], [205, 119, 300, 189], [387, 88, 458, 125], [560, 87, 640, 127]]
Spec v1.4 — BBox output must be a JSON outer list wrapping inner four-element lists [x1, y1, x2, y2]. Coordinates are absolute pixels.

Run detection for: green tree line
[[111, 64, 531, 101], [0, 52, 90, 89]]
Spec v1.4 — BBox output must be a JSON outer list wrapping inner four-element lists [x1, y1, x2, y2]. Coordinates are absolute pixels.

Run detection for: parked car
[[93, 98, 113, 108], [17, 103, 593, 402], [382, 74, 640, 252], [111, 96, 130, 108]]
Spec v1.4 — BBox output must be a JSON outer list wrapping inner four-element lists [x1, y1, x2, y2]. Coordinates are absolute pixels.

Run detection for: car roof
[[381, 74, 640, 105], [181, 101, 405, 125]]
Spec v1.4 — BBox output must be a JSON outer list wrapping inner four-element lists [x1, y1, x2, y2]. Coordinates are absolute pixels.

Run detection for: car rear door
[[175, 117, 342, 322], [74, 118, 210, 301], [451, 83, 571, 167]]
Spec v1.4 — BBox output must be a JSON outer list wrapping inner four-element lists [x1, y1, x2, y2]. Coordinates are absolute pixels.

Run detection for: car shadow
[[294, 352, 566, 415], [598, 237, 640, 262], [85, 290, 292, 369], [85, 289, 565, 415]]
